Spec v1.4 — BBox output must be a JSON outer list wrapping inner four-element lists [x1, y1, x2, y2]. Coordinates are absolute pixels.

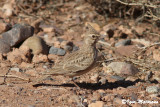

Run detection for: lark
[[33, 24, 100, 87]]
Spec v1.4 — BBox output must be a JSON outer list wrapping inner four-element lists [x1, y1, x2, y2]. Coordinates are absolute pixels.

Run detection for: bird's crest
[[86, 23, 99, 35]]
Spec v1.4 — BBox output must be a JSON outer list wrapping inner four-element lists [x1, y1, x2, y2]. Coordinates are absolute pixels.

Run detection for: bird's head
[[84, 24, 100, 45]]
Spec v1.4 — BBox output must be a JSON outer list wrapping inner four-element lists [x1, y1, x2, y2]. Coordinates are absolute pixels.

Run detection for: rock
[[49, 47, 58, 54], [0, 40, 10, 53], [20, 62, 34, 68], [115, 45, 138, 57], [146, 86, 160, 94], [152, 71, 160, 83], [49, 46, 66, 56], [108, 75, 125, 82], [53, 40, 61, 48], [20, 36, 49, 55], [99, 77, 107, 85], [92, 92, 101, 101], [57, 38, 65, 43], [90, 73, 99, 82], [105, 62, 139, 76], [43, 33, 55, 46], [1, 3, 14, 18], [118, 25, 132, 36], [131, 93, 138, 101], [41, 25, 55, 32], [125, 76, 137, 82], [0, 24, 34, 47], [88, 101, 104, 107], [7, 47, 32, 64], [120, 64, 139, 75], [72, 46, 79, 51], [113, 97, 123, 105], [60, 41, 73, 51], [57, 48, 66, 56], [39, 24, 55, 33], [115, 39, 131, 47], [10, 67, 22, 72], [48, 54, 59, 61], [102, 94, 115, 102], [32, 54, 48, 63], [153, 50, 160, 61], [64, 45, 73, 52]]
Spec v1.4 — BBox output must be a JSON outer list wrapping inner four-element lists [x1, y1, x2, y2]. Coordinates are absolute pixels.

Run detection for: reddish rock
[[48, 54, 59, 61], [32, 54, 48, 63], [120, 63, 139, 75], [7, 47, 31, 64], [88, 101, 104, 107], [102, 94, 115, 102], [43, 33, 55, 46], [153, 50, 160, 61], [105, 62, 139, 76], [39, 24, 55, 33], [20, 62, 34, 68], [115, 45, 138, 57], [1, 3, 14, 18]]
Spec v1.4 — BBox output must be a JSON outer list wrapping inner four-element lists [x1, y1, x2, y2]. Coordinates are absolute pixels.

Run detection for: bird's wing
[[42, 50, 94, 75], [63, 51, 94, 73]]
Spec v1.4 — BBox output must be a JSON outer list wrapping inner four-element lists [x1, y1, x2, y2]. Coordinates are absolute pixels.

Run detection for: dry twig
[[116, 0, 158, 8]]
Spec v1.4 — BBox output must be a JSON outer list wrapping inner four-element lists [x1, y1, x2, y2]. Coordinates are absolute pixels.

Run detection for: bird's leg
[[70, 78, 80, 89]]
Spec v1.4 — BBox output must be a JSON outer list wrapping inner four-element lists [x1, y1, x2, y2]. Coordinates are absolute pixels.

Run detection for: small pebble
[[99, 78, 107, 85], [110, 75, 125, 81], [115, 39, 131, 47], [72, 46, 79, 51], [49, 46, 66, 56], [49, 46, 58, 54], [10, 67, 22, 72], [146, 86, 159, 94], [57, 48, 66, 56]]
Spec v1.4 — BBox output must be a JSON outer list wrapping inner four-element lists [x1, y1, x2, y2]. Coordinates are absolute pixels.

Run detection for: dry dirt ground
[[0, 0, 160, 107]]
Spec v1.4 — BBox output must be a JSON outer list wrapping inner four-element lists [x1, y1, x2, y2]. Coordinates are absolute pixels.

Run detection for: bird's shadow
[[33, 79, 159, 90]]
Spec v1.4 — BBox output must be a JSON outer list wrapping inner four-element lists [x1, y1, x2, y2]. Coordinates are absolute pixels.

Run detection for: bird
[[33, 24, 100, 87]]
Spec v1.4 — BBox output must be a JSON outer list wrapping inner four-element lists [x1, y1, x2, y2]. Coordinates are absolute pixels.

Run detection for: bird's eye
[[92, 35, 96, 38]]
